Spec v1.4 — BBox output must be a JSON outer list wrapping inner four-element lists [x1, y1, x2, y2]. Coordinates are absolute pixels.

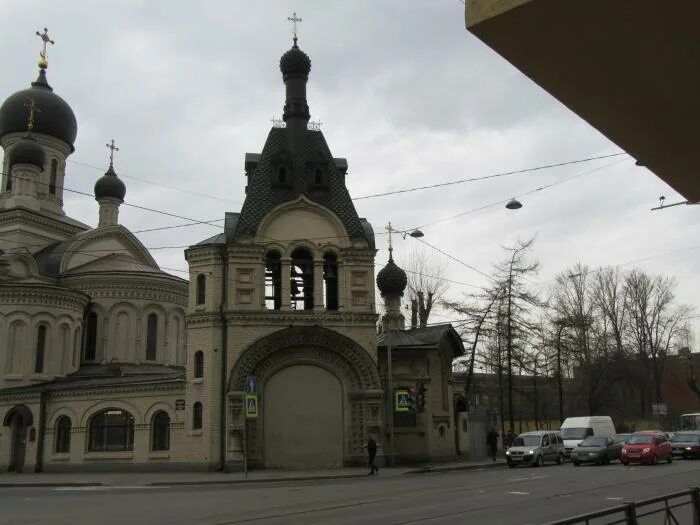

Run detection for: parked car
[[506, 430, 564, 468], [621, 431, 672, 465], [560, 416, 616, 459], [571, 436, 622, 465], [670, 431, 700, 459], [613, 433, 632, 444]]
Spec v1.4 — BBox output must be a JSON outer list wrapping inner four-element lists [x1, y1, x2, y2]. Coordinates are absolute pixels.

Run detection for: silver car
[[506, 431, 565, 468]]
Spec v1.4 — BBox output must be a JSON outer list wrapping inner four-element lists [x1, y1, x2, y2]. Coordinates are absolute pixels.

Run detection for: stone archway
[[3, 405, 33, 473], [228, 327, 383, 469]]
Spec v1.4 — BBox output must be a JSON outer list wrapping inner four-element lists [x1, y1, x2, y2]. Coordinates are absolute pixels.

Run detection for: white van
[[560, 416, 616, 459]]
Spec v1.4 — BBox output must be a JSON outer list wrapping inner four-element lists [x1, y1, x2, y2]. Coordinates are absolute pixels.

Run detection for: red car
[[621, 431, 673, 465]]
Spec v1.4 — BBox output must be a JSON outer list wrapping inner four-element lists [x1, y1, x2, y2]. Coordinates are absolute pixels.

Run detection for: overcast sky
[[2, 1, 698, 342]]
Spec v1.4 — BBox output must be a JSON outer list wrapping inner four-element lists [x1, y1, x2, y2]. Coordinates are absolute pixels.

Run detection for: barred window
[[193, 402, 203, 430], [55, 416, 71, 453], [151, 411, 170, 451], [88, 409, 134, 452]]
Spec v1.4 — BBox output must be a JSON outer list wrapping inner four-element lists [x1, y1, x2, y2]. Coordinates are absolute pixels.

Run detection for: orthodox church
[[0, 30, 463, 473]]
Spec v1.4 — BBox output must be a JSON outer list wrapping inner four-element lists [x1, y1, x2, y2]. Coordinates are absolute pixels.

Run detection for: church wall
[[424, 350, 458, 459], [0, 396, 41, 472], [0, 285, 88, 388], [0, 383, 195, 472]]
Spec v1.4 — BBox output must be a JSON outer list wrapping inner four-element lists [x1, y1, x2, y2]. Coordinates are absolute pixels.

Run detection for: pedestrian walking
[[366, 436, 379, 475], [504, 428, 515, 450], [486, 428, 499, 461]]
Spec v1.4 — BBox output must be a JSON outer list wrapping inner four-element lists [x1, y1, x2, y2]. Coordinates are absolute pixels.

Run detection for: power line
[[353, 152, 628, 200]]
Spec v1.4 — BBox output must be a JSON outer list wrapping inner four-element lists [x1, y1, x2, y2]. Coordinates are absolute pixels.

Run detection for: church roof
[[233, 127, 372, 246], [0, 365, 184, 395], [377, 324, 465, 357]]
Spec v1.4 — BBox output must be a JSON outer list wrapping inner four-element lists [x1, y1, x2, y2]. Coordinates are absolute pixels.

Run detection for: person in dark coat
[[486, 428, 499, 461], [504, 428, 515, 450], [366, 437, 379, 475]]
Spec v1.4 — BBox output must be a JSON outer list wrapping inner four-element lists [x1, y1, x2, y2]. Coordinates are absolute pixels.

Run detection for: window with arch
[[290, 247, 314, 310], [194, 351, 204, 379], [196, 274, 206, 305], [323, 253, 338, 311], [6, 321, 25, 374], [151, 411, 170, 451], [193, 402, 203, 430], [5, 170, 12, 192], [49, 159, 57, 195], [73, 327, 81, 368], [277, 166, 287, 184], [146, 313, 158, 361], [35, 325, 47, 373], [314, 168, 323, 185], [84, 312, 98, 361], [265, 250, 282, 310], [88, 409, 135, 452], [55, 416, 71, 453]]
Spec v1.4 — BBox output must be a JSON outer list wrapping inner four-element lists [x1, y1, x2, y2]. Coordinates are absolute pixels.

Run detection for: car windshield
[[580, 437, 607, 447], [614, 434, 631, 443], [560, 427, 592, 440], [671, 433, 700, 443], [627, 435, 653, 445], [513, 435, 541, 447]]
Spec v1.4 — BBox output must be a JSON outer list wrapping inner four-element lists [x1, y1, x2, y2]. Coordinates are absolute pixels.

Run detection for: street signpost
[[243, 376, 258, 479]]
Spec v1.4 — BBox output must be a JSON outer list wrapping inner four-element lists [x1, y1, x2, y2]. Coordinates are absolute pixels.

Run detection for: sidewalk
[[0, 458, 506, 488]]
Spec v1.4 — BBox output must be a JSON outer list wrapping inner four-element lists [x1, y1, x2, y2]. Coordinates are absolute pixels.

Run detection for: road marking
[[606, 497, 623, 501], [507, 491, 530, 495], [53, 486, 165, 492], [509, 475, 547, 482]]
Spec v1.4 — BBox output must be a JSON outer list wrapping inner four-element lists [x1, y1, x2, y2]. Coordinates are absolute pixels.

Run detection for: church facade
[[0, 34, 462, 473]]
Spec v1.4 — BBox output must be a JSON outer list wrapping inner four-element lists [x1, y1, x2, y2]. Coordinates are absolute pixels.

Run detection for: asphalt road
[[3, 460, 700, 525]]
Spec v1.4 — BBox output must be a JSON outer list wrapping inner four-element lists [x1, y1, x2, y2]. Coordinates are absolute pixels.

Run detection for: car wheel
[[573, 461, 580, 466], [556, 453, 563, 465], [621, 461, 628, 466], [535, 455, 544, 467], [667, 454, 673, 464], [651, 454, 658, 465], [508, 463, 515, 468]]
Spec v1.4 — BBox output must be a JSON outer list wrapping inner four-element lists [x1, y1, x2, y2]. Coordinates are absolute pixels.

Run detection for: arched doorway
[[3, 405, 33, 473], [264, 364, 343, 468], [229, 327, 383, 469]]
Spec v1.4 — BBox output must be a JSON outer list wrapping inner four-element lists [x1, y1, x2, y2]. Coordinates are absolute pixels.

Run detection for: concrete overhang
[[466, 0, 700, 201]]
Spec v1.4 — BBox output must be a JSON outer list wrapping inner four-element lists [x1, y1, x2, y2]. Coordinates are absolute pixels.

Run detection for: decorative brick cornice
[[0, 380, 185, 402], [0, 208, 87, 237], [61, 277, 187, 306], [0, 284, 90, 311]]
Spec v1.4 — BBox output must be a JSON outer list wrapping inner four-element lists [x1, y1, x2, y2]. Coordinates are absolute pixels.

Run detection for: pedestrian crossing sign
[[395, 389, 410, 412], [245, 394, 258, 419]]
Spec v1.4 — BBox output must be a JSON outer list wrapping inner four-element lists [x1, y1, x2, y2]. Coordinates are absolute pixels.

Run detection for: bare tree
[[404, 244, 449, 328]]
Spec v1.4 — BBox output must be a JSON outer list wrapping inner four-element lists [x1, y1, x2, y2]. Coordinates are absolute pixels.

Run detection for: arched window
[[196, 274, 206, 305], [6, 321, 25, 374], [151, 411, 170, 451], [277, 166, 287, 184], [193, 402, 203, 430], [146, 313, 158, 361], [5, 170, 12, 192], [49, 159, 57, 195], [314, 168, 323, 185], [73, 327, 81, 368], [84, 312, 98, 361], [323, 253, 338, 311], [194, 351, 204, 379], [55, 416, 71, 453], [88, 409, 135, 452], [35, 325, 47, 373], [290, 248, 314, 310], [265, 251, 282, 310]]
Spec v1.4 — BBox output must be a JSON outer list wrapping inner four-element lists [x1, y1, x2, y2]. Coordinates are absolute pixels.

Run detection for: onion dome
[[94, 164, 126, 201], [8, 132, 45, 168], [280, 41, 311, 78], [0, 69, 77, 150], [376, 256, 408, 297]]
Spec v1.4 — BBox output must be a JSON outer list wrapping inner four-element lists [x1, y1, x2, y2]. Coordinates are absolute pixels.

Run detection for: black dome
[[94, 165, 126, 201], [280, 44, 311, 77], [9, 133, 45, 169], [376, 258, 408, 297], [0, 70, 77, 150]]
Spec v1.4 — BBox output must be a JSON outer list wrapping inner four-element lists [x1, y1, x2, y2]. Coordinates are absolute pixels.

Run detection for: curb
[[405, 461, 508, 474], [0, 482, 106, 488], [146, 473, 371, 487]]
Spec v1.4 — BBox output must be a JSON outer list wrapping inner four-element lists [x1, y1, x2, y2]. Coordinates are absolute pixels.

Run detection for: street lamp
[[505, 198, 522, 210]]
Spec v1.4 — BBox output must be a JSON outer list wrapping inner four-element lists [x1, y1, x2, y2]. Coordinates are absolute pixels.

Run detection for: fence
[[544, 487, 700, 525]]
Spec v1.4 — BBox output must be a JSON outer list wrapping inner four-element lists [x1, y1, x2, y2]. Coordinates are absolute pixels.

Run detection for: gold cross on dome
[[106, 139, 119, 166], [35, 27, 54, 68], [24, 99, 41, 131], [287, 12, 302, 45], [385, 221, 395, 260]]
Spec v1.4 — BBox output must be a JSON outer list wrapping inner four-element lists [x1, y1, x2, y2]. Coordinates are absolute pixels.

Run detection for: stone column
[[280, 258, 292, 311], [97, 197, 121, 227], [313, 260, 324, 311]]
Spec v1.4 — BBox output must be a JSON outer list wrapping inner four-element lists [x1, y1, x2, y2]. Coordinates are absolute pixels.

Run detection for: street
[[2, 460, 699, 525]]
